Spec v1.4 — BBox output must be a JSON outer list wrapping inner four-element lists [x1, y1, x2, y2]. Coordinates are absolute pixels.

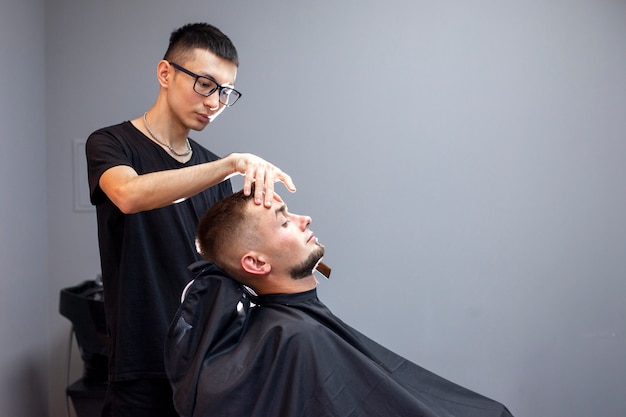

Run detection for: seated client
[[165, 187, 514, 417]]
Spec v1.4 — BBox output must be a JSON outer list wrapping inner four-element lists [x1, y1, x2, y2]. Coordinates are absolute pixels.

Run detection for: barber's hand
[[230, 153, 296, 207]]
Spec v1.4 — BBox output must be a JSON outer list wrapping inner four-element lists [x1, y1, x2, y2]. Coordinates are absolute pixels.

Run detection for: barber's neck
[[145, 103, 191, 143]]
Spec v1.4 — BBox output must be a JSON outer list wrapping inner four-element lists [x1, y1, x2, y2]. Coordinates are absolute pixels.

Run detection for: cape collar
[[189, 260, 319, 307], [256, 287, 318, 306]]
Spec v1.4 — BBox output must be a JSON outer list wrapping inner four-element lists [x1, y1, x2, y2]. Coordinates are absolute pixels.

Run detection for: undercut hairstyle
[[164, 23, 239, 67], [196, 187, 256, 271]]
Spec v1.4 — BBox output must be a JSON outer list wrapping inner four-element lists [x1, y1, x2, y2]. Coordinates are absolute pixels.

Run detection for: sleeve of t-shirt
[[85, 125, 133, 206]]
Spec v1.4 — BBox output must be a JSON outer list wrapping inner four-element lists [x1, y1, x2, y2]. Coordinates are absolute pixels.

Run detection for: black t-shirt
[[86, 121, 233, 381]]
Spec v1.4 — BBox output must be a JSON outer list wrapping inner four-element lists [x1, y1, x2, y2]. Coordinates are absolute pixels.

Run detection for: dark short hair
[[164, 23, 239, 66], [196, 187, 255, 267]]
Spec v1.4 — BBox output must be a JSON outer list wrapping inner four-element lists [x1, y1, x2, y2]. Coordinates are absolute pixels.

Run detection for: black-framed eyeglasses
[[169, 62, 242, 107]]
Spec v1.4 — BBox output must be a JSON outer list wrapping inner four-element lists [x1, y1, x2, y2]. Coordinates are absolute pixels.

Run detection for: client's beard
[[289, 244, 325, 280]]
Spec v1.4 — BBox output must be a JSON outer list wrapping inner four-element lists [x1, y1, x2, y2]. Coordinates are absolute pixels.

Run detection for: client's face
[[248, 194, 325, 280]]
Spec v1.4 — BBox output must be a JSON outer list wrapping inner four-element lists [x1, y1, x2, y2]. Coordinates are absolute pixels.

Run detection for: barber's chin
[[190, 121, 208, 132], [208, 109, 225, 123]]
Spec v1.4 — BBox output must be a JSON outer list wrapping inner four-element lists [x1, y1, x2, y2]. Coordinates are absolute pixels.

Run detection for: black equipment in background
[[59, 278, 108, 417]]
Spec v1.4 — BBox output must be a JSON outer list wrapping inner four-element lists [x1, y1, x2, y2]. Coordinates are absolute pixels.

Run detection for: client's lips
[[307, 232, 316, 243]]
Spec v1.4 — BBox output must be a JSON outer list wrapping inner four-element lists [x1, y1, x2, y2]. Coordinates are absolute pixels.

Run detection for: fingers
[[241, 162, 270, 205], [242, 170, 257, 199], [276, 172, 296, 193], [256, 169, 270, 207], [248, 168, 275, 207], [238, 154, 296, 207]]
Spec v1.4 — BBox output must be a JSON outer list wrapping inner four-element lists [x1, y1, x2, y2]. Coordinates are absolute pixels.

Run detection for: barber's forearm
[[100, 158, 234, 214]]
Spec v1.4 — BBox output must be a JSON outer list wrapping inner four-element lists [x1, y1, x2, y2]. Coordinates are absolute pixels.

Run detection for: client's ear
[[241, 252, 271, 275]]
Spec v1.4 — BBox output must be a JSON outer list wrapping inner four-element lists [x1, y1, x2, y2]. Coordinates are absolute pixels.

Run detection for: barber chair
[[59, 278, 108, 417]]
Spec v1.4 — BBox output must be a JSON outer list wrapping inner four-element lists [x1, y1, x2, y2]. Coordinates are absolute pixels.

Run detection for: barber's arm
[[100, 152, 295, 214]]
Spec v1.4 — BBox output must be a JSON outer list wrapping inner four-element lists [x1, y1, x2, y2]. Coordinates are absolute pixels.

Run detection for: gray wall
[[1, 0, 624, 416], [0, 0, 49, 416]]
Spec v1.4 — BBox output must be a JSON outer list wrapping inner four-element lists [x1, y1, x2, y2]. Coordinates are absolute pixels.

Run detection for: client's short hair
[[196, 187, 256, 274]]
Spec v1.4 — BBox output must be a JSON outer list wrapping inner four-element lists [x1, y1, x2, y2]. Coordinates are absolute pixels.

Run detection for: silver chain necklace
[[143, 112, 192, 157]]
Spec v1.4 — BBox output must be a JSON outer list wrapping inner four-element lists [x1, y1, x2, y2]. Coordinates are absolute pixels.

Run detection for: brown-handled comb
[[315, 261, 331, 279]]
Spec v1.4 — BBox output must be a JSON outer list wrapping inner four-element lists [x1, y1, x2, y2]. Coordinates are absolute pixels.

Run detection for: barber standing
[[86, 23, 295, 417]]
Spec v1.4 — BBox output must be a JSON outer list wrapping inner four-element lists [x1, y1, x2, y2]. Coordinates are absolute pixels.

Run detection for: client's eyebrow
[[274, 204, 287, 218]]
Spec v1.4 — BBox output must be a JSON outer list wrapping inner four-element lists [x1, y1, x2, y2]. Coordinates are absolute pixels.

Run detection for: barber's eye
[[282, 220, 290, 227], [198, 79, 214, 88]]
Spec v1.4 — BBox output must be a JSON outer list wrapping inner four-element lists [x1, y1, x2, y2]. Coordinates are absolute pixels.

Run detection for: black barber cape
[[165, 261, 513, 417]]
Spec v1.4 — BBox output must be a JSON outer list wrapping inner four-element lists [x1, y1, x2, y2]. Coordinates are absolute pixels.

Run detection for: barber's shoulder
[[86, 121, 140, 156], [88, 120, 133, 138]]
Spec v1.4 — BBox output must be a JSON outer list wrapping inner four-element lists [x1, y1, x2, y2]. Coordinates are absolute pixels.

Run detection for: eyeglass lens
[[194, 78, 240, 106]]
